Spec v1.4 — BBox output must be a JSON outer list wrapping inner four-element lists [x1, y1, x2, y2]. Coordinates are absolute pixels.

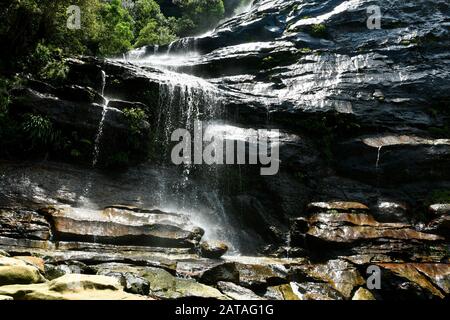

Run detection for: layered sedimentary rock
[[44, 206, 204, 248], [1, 0, 449, 300]]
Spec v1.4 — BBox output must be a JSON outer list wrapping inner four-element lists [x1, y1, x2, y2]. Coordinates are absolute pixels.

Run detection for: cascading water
[[285, 231, 291, 259], [152, 70, 242, 250], [116, 4, 258, 252], [92, 70, 109, 167], [156, 71, 221, 147], [375, 146, 382, 170], [92, 100, 109, 167]]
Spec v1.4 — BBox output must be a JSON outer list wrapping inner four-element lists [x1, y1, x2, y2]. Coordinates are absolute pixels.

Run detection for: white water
[[92, 100, 109, 167], [92, 70, 109, 167], [113, 6, 262, 252], [100, 70, 106, 96], [375, 146, 382, 170], [285, 231, 291, 259], [155, 70, 222, 146], [124, 1, 254, 71]]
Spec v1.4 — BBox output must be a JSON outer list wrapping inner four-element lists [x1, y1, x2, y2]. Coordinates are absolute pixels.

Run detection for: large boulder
[[289, 201, 447, 261], [96, 270, 150, 296], [0, 265, 46, 286], [139, 267, 229, 300], [199, 241, 229, 259], [234, 263, 287, 290]]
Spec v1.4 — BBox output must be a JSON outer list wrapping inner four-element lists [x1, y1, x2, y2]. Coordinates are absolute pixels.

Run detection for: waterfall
[[92, 71, 109, 167], [92, 100, 109, 167], [156, 72, 222, 147], [100, 70, 106, 96], [375, 146, 382, 169], [167, 41, 174, 54], [153, 71, 235, 248], [285, 231, 291, 259], [114, 6, 260, 252]]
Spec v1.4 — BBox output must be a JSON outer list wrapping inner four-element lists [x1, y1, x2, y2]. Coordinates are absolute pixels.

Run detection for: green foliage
[[1, 0, 103, 64], [169, 16, 196, 36], [41, 61, 69, 83], [98, 0, 134, 56], [70, 149, 82, 158], [29, 43, 68, 83], [131, 0, 163, 32], [51, 0, 103, 54], [0, 79, 10, 113], [298, 47, 312, 54], [1, 0, 234, 62], [21, 114, 58, 147], [100, 21, 134, 56], [63, 131, 94, 162], [31, 43, 53, 69], [310, 24, 327, 37], [123, 107, 146, 134], [262, 55, 275, 67], [0, 77, 23, 154], [427, 190, 450, 205], [175, 0, 225, 35], [135, 19, 177, 47]]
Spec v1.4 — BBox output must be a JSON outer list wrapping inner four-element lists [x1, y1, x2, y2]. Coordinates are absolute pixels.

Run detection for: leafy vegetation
[[21, 114, 59, 148], [135, 19, 177, 47], [123, 107, 147, 135], [30, 44, 69, 83], [1, 0, 249, 70], [310, 23, 327, 37], [427, 190, 450, 205], [0, 0, 249, 166], [175, 0, 225, 35]]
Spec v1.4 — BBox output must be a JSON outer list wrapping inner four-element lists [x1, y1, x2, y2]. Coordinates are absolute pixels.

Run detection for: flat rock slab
[[0, 274, 146, 300], [296, 213, 444, 244], [47, 206, 204, 248]]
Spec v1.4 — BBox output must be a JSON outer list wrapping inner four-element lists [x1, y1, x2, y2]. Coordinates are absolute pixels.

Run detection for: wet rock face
[[8, 59, 152, 167], [1, 0, 450, 301], [292, 259, 366, 299], [135, 0, 450, 227]]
